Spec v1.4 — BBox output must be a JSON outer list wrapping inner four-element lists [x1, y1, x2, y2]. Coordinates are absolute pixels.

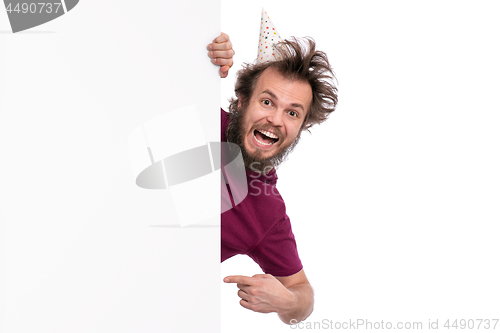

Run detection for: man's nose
[[266, 109, 284, 127]]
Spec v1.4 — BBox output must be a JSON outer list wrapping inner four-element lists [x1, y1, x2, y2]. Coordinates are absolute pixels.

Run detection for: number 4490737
[[5, 2, 62, 14]]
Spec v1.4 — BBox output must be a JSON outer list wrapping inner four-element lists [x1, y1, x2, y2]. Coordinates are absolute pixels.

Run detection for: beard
[[226, 103, 302, 173]]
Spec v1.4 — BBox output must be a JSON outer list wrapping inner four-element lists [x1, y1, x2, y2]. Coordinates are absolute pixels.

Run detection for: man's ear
[[237, 97, 246, 109], [301, 116, 310, 131]]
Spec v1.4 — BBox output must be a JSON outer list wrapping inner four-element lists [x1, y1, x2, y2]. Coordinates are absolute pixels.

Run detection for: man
[[208, 31, 338, 324]]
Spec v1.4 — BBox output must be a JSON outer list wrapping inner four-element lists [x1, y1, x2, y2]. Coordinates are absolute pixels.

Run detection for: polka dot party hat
[[256, 8, 284, 64]]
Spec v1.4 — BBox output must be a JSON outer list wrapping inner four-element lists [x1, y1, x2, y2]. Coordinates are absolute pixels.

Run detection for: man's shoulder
[[221, 108, 230, 142], [221, 108, 229, 123]]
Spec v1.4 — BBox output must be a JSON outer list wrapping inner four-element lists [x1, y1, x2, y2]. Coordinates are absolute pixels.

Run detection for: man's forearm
[[278, 283, 314, 325]]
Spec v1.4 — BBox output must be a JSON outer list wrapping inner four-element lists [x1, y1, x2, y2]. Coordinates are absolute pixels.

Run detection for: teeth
[[257, 129, 278, 139], [254, 133, 274, 146]]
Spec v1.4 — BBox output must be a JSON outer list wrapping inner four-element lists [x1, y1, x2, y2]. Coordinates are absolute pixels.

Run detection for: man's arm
[[224, 269, 314, 325], [275, 269, 314, 324]]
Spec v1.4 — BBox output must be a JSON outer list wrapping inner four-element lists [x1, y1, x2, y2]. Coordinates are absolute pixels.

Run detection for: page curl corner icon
[[3, 0, 80, 33]]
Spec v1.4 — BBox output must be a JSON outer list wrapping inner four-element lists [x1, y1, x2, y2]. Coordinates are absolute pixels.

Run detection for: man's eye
[[262, 99, 271, 106], [289, 111, 298, 117]]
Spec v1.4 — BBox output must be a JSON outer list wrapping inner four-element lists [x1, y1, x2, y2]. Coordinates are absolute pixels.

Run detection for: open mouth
[[253, 129, 279, 146]]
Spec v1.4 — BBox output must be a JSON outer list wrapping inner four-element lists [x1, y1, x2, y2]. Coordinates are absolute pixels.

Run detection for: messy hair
[[228, 37, 338, 131]]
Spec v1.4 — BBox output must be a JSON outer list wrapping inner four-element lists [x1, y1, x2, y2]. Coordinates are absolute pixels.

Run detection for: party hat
[[256, 8, 284, 64]]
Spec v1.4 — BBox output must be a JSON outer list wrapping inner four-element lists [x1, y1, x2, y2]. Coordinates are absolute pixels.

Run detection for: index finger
[[223, 275, 254, 285], [213, 32, 230, 44]]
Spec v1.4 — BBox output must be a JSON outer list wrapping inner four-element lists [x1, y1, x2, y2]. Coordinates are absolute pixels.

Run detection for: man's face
[[239, 68, 313, 165]]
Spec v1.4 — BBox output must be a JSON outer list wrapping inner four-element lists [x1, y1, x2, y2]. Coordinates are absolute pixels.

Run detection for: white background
[[2, 1, 500, 332], [1, 1, 221, 332], [221, 1, 500, 332]]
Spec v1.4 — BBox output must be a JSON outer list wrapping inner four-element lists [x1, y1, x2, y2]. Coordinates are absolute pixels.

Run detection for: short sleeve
[[247, 214, 303, 277]]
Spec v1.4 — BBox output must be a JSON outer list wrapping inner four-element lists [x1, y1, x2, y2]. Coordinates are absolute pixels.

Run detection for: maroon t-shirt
[[221, 109, 303, 277]]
